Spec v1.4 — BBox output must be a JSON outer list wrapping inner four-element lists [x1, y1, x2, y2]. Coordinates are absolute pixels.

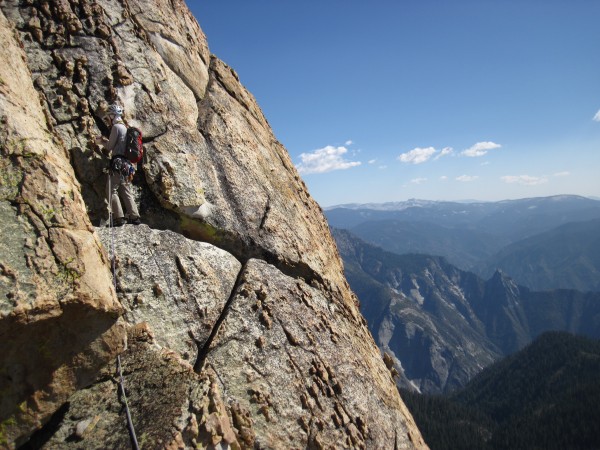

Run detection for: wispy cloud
[[456, 175, 479, 182], [434, 147, 454, 160], [593, 110, 600, 122], [501, 175, 548, 185], [461, 141, 501, 157], [440, 175, 448, 181], [398, 147, 437, 164], [345, 140, 354, 145], [399, 142, 500, 163], [411, 177, 428, 184], [368, 159, 377, 164], [296, 145, 361, 174], [553, 171, 570, 177]]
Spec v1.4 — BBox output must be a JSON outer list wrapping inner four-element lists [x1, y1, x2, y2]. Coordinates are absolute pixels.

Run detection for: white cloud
[[378, 165, 388, 170], [440, 175, 448, 181], [411, 177, 428, 184], [434, 147, 454, 160], [398, 147, 437, 164], [368, 159, 377, 164], [296, 145, 361, 174], [456, 175, 479, 182], [593, 110, 600, 122], [345, 140, 354, 145], [461, 141, 501, 157], [501, 175, 548, 185], [553, 171, 570, 177]]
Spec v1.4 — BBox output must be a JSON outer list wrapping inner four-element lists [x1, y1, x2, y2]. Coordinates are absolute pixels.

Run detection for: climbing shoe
[[113, 218, 126, 227], [128, 217, 141, 225]]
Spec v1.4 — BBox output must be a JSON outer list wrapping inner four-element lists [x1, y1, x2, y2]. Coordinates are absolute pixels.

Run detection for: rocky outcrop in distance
[[334, 229, 500, 394], [334, 228, 600, 395], [0, 1, 426, 448]]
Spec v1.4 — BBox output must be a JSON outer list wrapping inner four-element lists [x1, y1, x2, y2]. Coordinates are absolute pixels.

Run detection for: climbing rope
[[109, 172, 117, 290], [108, 171, 140, 450], [117, 354, 140, 450]]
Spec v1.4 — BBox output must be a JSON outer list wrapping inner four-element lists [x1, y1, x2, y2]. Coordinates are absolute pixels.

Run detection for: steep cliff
[[334, 229, 501, 394], [333, 228, 600, 395], [0, 1, 426, 448]]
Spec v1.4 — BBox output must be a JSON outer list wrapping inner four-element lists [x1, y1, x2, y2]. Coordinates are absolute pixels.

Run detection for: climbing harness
[[110, 155, 135, 183], [108, 173, 140, 450]]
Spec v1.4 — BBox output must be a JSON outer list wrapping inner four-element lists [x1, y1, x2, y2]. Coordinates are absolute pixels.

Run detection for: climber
[[96, 103, 141, 226]]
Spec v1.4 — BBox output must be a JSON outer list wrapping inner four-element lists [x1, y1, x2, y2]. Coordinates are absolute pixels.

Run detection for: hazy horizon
[[323, 193, 600, 209]]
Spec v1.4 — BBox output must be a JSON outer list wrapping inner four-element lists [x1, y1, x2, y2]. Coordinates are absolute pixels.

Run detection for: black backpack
[[124, 127, 144, 163]]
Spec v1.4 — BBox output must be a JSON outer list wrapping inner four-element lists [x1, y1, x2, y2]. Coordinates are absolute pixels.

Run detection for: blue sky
[[189, 1, 600, 207]]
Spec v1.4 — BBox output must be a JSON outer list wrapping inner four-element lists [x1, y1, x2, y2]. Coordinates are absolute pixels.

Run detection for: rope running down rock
[[109, 172, 140, 450]]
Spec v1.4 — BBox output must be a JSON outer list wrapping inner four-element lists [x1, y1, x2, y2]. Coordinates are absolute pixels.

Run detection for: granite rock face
[[0, 7, 125, 445], [40, 325, 241, 450], [205, 259, 423, 449], [96, 225, 242, 364], [0, 1, 426, 448], [2, 0, 349, 300]]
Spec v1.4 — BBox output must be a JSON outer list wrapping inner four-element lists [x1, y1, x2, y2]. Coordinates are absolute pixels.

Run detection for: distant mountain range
[[478, 218, 600, 291], [327, 195, 600, 292], [402, 332, 600, 450], [333, 228, 600, 394]]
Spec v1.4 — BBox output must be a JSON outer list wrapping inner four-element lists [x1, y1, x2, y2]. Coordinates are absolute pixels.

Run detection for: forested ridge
[[402, 332, 600, 450]]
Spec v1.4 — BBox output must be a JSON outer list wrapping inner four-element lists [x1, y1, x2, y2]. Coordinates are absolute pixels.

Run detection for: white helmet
[[106, 103, 123, 117]]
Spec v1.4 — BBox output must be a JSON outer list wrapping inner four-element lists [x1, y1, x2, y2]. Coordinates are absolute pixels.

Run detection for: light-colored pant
[[106, 172, 139, 221]]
